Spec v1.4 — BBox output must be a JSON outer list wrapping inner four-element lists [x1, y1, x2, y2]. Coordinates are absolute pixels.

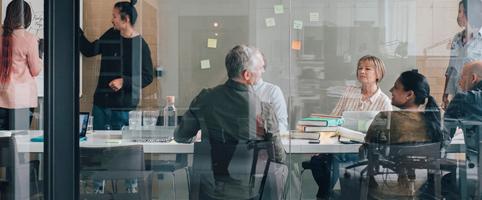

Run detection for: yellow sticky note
[[293, 20, 303, 30], [201, 59, 211, 69], [292, 40, 301, 50], [309, 12, 320, 22], [274, 4, 284, 14], [207, 38, 217, 48], [265, 18, 276, 27]]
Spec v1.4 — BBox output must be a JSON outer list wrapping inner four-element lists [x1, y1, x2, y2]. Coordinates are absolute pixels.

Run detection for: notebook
[[31, 112, 90, 142]]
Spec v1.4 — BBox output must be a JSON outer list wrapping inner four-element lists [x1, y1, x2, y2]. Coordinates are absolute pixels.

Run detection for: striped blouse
[[331, 85, 392, 116]]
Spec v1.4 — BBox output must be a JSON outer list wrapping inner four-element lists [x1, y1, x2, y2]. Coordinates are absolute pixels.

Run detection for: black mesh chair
[[343, 142, 442, 200], [79, 145, 153, 200], [189, 139, 277, 200], [457, 120, 482, 199]]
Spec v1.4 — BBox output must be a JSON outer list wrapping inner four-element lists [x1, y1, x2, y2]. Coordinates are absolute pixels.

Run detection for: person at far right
[[445, 60, 482, 123]]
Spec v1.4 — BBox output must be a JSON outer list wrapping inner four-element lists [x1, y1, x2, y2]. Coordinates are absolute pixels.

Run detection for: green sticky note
[[293, 20, 303, 30], [274, 4, 284, 14]]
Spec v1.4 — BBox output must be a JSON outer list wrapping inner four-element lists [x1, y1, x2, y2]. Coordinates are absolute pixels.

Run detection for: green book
[[298, 117, 344, 127]]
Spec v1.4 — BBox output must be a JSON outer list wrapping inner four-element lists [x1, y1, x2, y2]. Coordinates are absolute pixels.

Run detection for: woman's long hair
[[398, 70, 449, 144], [0, 0, 32, 83]]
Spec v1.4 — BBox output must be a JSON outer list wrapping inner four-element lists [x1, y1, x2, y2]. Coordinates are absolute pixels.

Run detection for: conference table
[[12, 129, 470, 199], [14, 130, 466, 154]]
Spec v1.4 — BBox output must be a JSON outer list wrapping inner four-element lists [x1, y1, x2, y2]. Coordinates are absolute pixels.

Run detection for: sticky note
[[292, 40, 301, 50], [274, 4, 284, 14], [201, 59, 211, 69], [293, 20, 303, 30], [265, 18, 276, 27], [207, 38, 217, 48], [309, 12, 320, 22]]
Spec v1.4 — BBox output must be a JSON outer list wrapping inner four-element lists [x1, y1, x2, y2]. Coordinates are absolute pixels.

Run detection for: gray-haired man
[[174, 45, 285, 199]]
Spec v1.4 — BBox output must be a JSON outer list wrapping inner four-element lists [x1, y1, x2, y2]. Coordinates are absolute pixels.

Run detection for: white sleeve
[[272, 86, 289, 133]]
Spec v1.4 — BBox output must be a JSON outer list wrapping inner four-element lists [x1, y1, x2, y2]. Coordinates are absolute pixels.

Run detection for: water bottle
[[163, 96, 177, 127]]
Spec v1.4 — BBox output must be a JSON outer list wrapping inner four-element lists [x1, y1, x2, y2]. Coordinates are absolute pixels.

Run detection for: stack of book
[[291, 114, 344, 140], [297, 114, 343, 132]]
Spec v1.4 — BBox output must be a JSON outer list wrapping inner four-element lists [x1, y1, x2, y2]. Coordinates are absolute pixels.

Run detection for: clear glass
[[87, 115, 94, 133], [0, 0, 46, 199], [128, 111, 143, 129], [79, 0, 476, 199], [142, 110, 158, 127]]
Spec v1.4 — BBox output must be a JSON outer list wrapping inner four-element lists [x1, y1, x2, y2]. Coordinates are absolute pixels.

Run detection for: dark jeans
[[0, 107, 34, 130], [92, 105, 129, 130], [310, 153, 359, 198]]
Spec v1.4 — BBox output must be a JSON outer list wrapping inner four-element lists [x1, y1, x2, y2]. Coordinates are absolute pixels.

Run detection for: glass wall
[[0, 0, 45, 199], [79, 0, 479, 199]]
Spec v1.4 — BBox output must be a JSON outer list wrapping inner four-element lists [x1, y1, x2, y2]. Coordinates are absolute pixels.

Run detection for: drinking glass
[[128, 111, 142, 128], [143, 110, 158, 127]]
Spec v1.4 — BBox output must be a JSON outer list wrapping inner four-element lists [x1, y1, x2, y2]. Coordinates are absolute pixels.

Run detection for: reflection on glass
[[0, 0, 44, 199]]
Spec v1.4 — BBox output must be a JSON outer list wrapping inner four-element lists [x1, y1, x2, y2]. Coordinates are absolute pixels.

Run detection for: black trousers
[[0, 107, 34, 130]]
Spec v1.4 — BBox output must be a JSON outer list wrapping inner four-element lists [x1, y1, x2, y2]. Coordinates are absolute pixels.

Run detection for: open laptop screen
[[79, 112, 89, 138]]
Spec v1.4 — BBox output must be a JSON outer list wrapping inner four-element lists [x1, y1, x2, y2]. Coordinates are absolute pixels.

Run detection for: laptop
[[341, 111, 380, 133], [31, 112, 90, 142]]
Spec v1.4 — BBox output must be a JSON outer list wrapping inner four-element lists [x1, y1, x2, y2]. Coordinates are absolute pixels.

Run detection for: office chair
[[145, 154, 190, 200], [189, 139, 278, 200], [343, 142, 442, 199], [457, 120, 482, 199], [148, 115, 189, 200], [79, 145, 153, 200], [0, 134, 40, 200]]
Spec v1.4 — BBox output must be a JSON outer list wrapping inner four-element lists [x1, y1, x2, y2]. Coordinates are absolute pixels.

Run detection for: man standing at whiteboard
[[79, 0, 153, 130]]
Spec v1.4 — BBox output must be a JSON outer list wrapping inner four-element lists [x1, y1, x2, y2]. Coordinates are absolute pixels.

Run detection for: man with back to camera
[[174, 45, 285, 199]]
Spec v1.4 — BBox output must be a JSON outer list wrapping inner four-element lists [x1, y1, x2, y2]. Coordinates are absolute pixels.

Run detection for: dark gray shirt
[[174, 79, 285, 163], [445, 81, 482, 123]]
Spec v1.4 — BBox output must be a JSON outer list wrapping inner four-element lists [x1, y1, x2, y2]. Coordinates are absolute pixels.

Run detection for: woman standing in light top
[[0, 0, 42, 130]]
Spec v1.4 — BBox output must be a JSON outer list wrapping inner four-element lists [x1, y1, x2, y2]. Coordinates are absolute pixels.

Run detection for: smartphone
[[308, 139, 320, 144]]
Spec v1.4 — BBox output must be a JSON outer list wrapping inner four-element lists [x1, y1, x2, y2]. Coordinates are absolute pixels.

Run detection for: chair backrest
[[80, 145, 144, 171], [366, 142, 441, 170], [385, 142, 441, 169], [79, 145, 150, 200], [0, 135, 31, 200], [190, 139, 275, 200]]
